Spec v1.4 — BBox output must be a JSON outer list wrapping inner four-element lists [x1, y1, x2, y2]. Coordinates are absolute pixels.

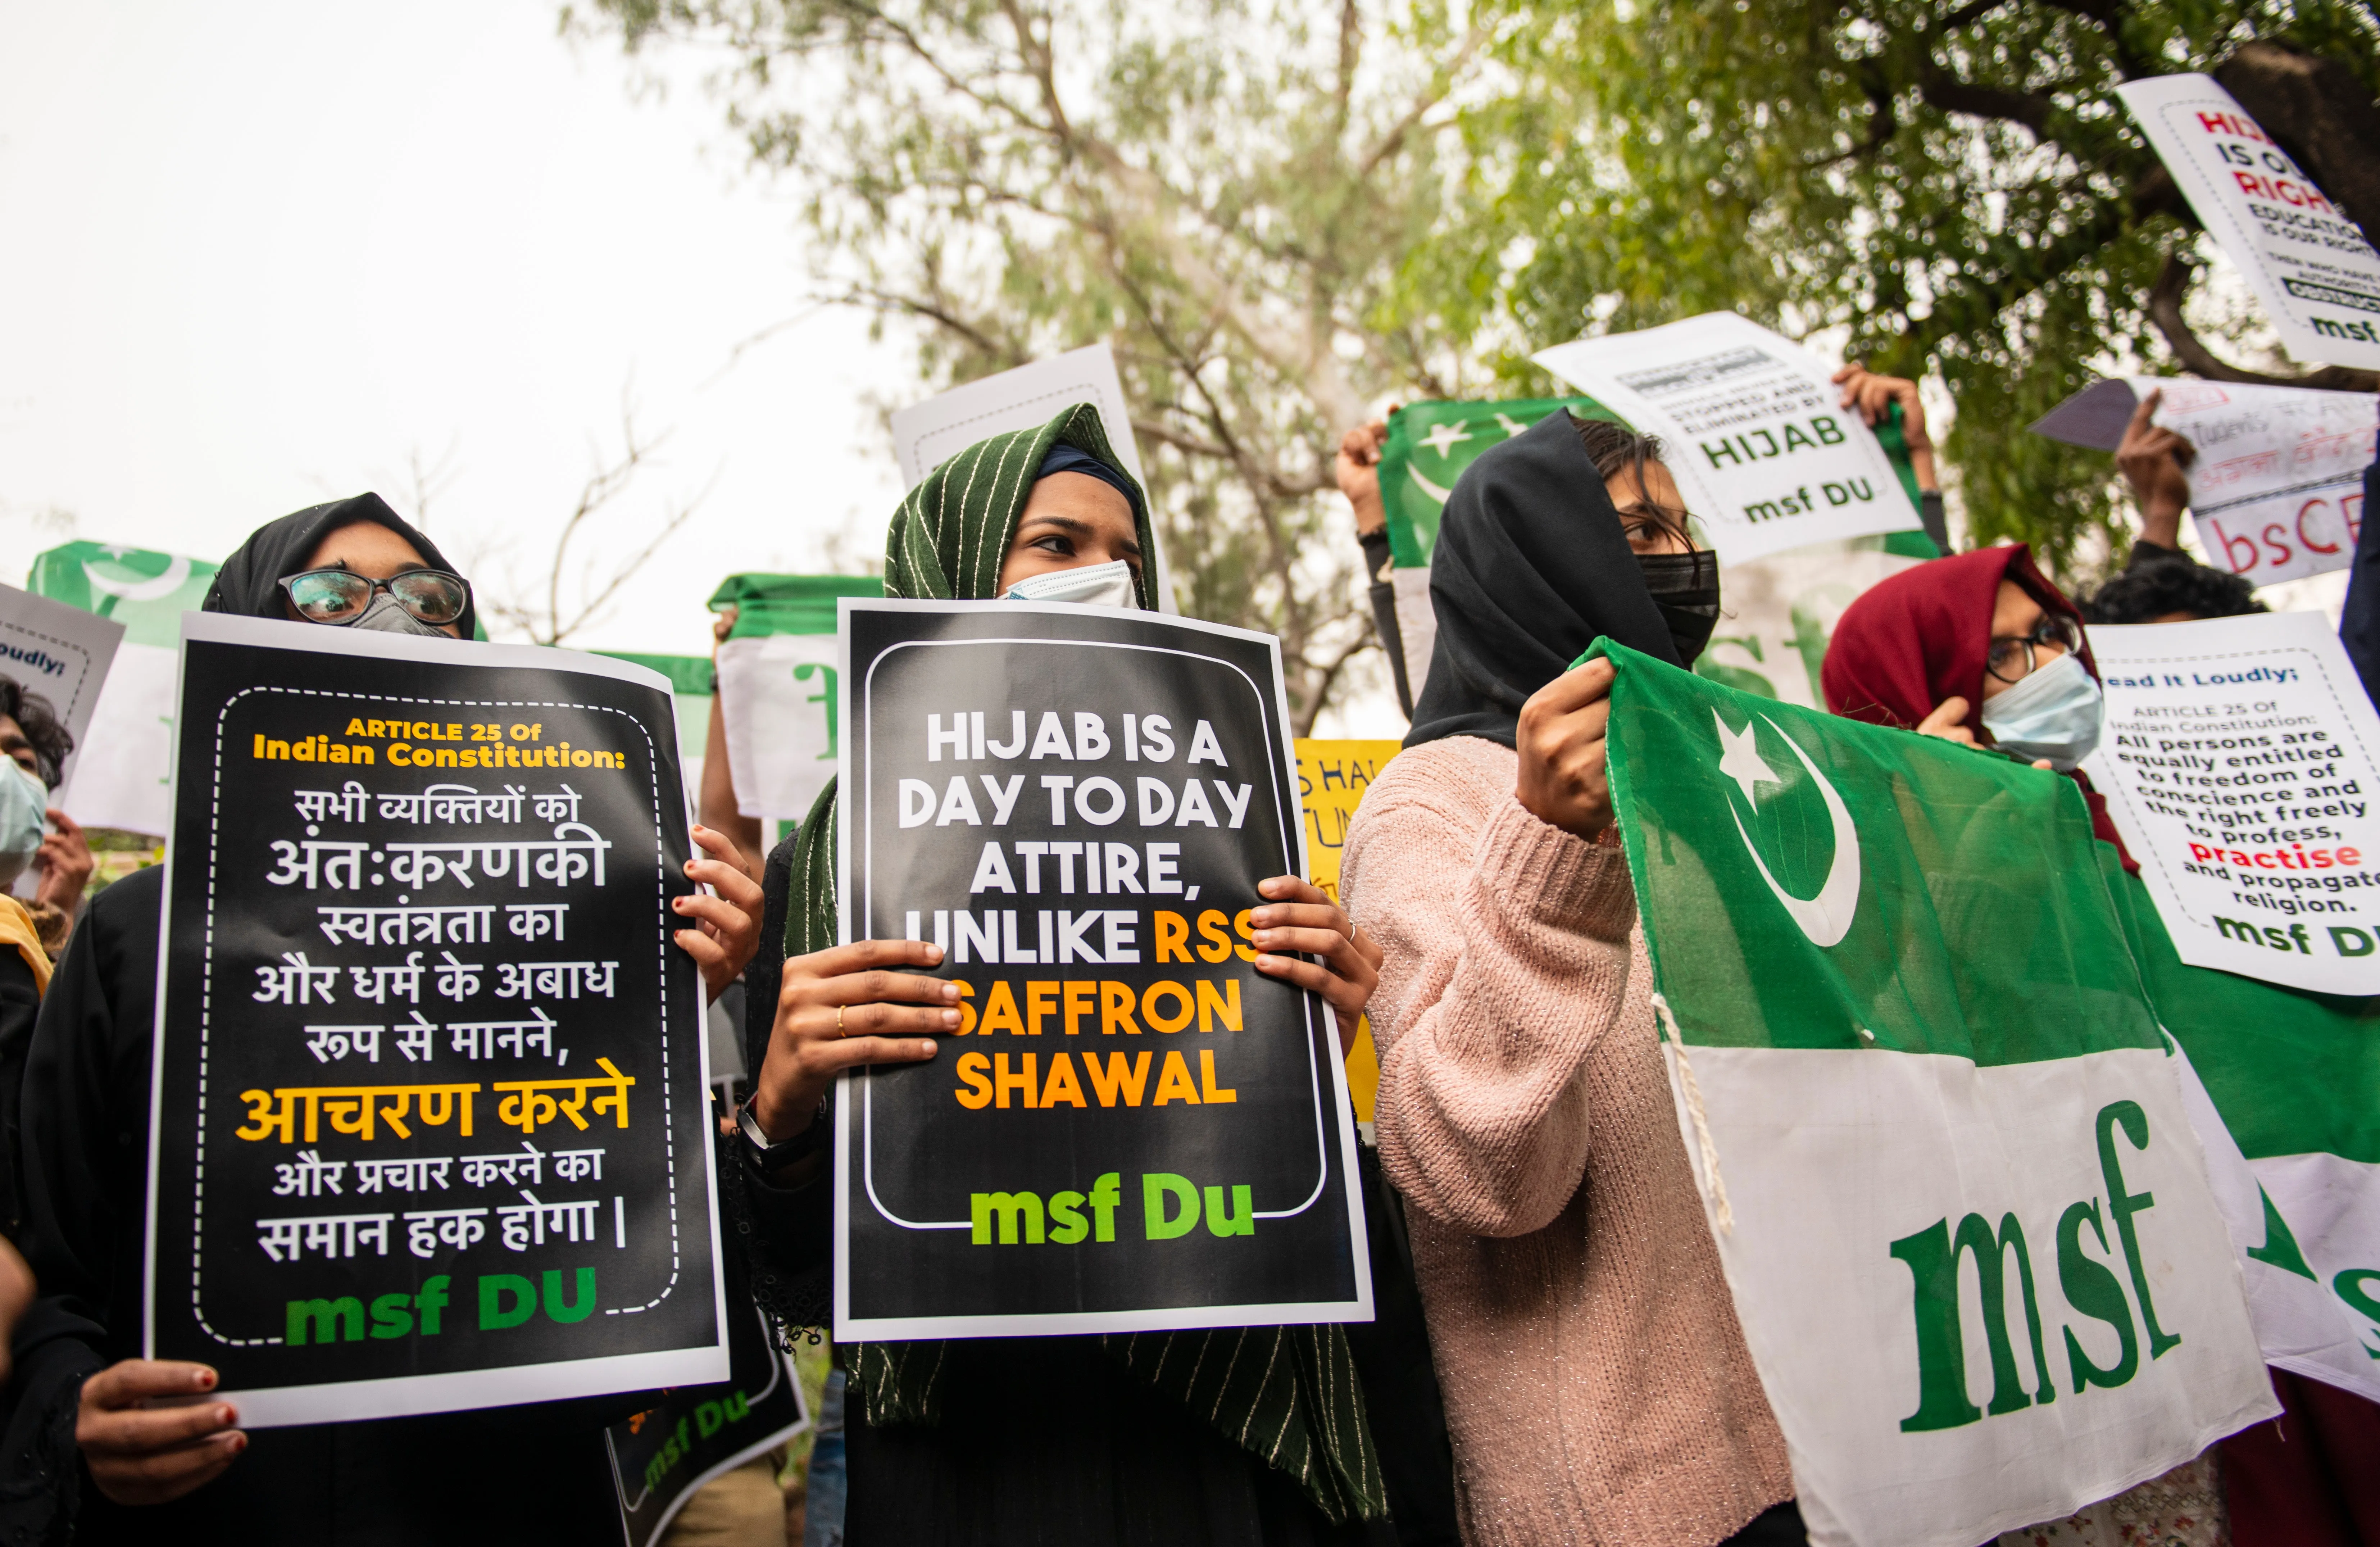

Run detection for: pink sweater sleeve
[[1343, 762, 1639, 1238]]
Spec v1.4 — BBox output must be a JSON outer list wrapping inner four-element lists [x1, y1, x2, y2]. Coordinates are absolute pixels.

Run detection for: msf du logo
[[1714, 711, 1862, 947]]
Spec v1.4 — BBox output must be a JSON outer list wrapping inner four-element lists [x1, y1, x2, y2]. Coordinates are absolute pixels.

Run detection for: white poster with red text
[[2030, 377, 2374, 588], [2082, 611, 2380, 993], [2116, 74, 2380, 373]]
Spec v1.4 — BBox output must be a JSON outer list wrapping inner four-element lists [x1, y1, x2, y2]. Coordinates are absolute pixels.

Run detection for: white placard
[[1534, 313, 1922, 563], [889, 344, 1177, 612], [0, 581, 124, 803], [2031, 376, 2375, 586], [2083, 611, 2380, 993], [2116, 75, 2380, 373], [713, 632, 842, 824]]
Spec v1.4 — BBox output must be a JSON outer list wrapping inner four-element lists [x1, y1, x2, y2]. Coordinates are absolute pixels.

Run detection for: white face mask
[[1980, 649, 2104, 771], [0, 760, 48, 892], [1001, 559, 1139, 611]]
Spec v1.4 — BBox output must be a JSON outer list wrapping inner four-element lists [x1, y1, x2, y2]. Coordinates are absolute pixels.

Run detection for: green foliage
[[1400, 0, 2378, 581], [578, 0, 1496, 730]]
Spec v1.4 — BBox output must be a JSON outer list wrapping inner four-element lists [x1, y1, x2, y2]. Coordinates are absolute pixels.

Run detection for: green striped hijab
[[783, 402, 1384, 1524]]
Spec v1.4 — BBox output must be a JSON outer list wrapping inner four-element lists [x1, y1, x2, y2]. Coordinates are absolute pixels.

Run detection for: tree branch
[[2147, 250, 2380, 392], [1355, 23, 1490, 181]]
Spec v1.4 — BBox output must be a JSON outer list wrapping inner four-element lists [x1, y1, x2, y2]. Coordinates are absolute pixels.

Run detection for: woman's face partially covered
[[996, 473, 1143, 595], [284, 522, 464, 639], [1603, 460, 1694, 557]]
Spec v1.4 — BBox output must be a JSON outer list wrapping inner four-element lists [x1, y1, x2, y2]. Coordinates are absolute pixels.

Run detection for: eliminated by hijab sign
[[1534, 313, 1925, 564], [146, 612, 728, 1425], [834, 598, 1372, 1338]]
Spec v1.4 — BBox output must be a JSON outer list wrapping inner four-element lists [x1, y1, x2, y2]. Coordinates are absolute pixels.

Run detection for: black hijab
[[1404, 410, 1680, 749], [201, 492, 478, 639]]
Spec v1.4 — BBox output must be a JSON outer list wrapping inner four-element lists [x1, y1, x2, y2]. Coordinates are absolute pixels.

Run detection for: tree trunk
[[2214, 40, 2380, 253]]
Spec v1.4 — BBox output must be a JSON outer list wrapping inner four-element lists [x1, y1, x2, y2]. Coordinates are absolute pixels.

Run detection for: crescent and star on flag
[[1714, 709, 1863, 949]]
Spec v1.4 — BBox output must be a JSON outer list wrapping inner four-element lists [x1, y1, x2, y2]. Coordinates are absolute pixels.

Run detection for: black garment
[[846, 1337, 1366, 1547], [1716, 1500, 1807, 1547], [200, 491, 479, 640], [1916, 489, 1951, 555], [1403, 410, 1679, 750], [1358, 528, 1413, 721], [2340, 433, 2380, 711], [7, 866, 629, 1546], [0, 944, 38, 1237], [729, 836, 1437, 1547]]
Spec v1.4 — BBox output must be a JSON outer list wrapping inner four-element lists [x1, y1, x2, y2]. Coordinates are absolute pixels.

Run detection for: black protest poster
[[146, 614, 727, 1425], [607, 1307, 809, 1547], [835, 600, 1372, 1338]]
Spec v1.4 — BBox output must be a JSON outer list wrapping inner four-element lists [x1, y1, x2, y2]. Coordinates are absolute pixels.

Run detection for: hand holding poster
[[1598, 640, 2272, 1547], [2082, 611, 2380, 994], [835, 600, 1370, 1338], [1534, 313, 1923, 562], [2030, 377, 2375, 586], [2116, 75, 2380, 373], [147, 614, 727, 1424]]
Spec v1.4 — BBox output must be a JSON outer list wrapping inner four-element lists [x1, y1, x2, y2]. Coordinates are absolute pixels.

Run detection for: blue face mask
[[1002, 559, 1139, 611], [1980, 650, 2103, 770], [0, 760, 47, 892]]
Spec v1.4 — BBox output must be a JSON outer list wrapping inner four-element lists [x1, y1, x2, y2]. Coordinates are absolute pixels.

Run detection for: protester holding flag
[[2, 494, 764, 1544], [726, 403, 1402, 1545], [1819, 544, 2138, 871], [1831, 363, 1952, 553], [1340, 411, 1804, 1547]]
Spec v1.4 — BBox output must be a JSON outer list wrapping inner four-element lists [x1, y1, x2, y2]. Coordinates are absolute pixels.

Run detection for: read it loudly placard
[[1534, 313, 1923, 564], [834, 600, 1371, 1339], [146, 614, 728, 1425], [2083, 612, 2380, 995]]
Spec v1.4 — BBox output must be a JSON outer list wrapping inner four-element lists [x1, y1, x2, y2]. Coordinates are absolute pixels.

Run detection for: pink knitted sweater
[[1341, 735, 1793, 1547]]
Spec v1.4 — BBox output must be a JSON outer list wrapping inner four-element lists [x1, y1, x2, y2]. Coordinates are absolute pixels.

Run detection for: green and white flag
[[2100, 846, 2380, 1403], [1375, 400, 1938, 717], [708, 573, 882, 830], [1597, 640, 2275, 1547], [27, 541, 223, 836]]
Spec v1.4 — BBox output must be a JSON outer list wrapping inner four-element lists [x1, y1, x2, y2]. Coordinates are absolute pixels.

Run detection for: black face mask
[[1636, 549, 1721, 667]]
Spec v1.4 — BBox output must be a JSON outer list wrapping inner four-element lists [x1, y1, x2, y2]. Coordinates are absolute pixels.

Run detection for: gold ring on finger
[[836, 1006, 846, 1038]]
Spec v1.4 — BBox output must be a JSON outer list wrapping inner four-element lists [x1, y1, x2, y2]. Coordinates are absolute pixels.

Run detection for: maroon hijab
[[1822, 544, 2135, 870]]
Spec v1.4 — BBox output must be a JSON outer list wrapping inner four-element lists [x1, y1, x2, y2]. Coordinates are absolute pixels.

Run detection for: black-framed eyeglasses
[[279, 567, 470, 628], [1985, 613, 2081, 684]]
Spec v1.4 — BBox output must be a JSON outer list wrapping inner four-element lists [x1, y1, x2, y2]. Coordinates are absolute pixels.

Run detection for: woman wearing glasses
[[6, 494, 763, 1544], [1339, 413, 1806, 1547], [1821, 544, 2136, 871]]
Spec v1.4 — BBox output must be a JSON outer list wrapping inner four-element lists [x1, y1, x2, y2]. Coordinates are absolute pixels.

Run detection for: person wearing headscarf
[[726, 403, 1400, 1545], [3, 493, 763, 1544], [1339, 412, 1800, 1547], [1819, 543, 2136, 871]]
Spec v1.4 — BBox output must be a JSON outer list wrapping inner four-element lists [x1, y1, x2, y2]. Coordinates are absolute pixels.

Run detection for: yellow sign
[[1294, 740, 1403, 1123]]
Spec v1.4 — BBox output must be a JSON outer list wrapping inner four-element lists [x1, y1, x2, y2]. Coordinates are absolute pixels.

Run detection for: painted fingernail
[[195, 1370, 215, 1389], [218, 1405, 236, 1425]]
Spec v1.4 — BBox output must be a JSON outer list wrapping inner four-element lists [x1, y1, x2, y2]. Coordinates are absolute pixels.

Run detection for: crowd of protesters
[[0, 367, 2373, 1547]]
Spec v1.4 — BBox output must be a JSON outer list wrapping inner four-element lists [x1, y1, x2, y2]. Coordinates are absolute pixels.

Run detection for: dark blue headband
[[1037, 442, 1143, 516]]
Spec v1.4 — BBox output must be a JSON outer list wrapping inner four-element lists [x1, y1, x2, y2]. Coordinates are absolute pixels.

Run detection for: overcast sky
[[0, 0, 914, 661]]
